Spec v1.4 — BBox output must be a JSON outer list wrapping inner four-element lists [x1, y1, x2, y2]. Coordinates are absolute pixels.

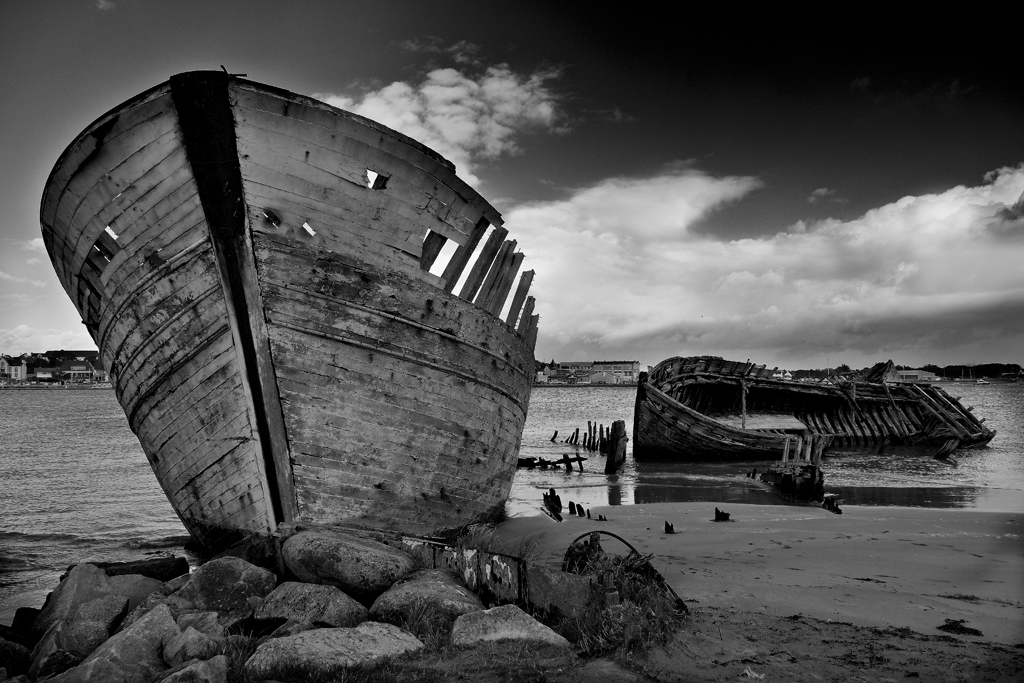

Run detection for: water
[[2, 382, 1022, 620], [508, 383, 1024, 515]]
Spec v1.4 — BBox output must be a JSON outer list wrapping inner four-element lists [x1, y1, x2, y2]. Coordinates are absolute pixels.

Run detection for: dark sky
[[2, 1, 1021, 369]]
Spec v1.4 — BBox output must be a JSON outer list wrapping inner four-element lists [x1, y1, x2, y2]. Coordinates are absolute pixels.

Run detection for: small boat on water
[[633, 356, 995, 462], [40, 71, 538, 552]]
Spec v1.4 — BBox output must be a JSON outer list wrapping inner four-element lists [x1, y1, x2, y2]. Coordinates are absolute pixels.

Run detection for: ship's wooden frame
[[40, 71, 539, 551], [633, 356, 995, 461]]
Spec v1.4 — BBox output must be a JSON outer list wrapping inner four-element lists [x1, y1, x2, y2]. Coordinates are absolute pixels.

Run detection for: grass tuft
[[555, 548, 686, 656]]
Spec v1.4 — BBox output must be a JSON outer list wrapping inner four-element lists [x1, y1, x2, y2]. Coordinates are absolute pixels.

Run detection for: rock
[[117, 592, 197, 633], [451, 604, 570, 648], [65, 556, 190, 583], [11, 608, 40, 642], [266, 619, 315, 639], [369, 569, 483, 634], [0, 625, 33, 652], [244, 622, 423, 679], [162, 573, 191, 595], [156, 654, 228, 683], [175, 612, 226, 641], [29, 594, 129, 678], [0, 636, 31, 677], [32, 564, 162, 637], [282, 530, 415, 602], [256, 581, 367, 628], [174, 557, 277, 613], [46, 603, 180, 683], [163, 627, 220, 667]]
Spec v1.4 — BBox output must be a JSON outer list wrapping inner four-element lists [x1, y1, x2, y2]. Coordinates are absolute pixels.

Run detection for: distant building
[[59, 358, 94, 383], [591, 361, 640, 382], [897, 369, 939, 383]]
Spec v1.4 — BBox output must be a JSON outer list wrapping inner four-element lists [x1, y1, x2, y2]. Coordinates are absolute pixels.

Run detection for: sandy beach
[[494, 501, 1024, 680]]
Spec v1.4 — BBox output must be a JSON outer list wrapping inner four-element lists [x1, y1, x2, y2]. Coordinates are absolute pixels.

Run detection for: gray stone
[[163, 627, 220, 667], [244, 622, 423, 679], [175, 612, 226, 641], [370, 569, 483, 630], [451, 604, 570, 648], [29, 594, 129, 678], [117, 592, 197, 633], [266, 619, 315, 639], [156, 654, 228, 683], [161, 573, 191, 595], [47, 603, 180, 683], [256, 581, 367, 628], [0, 637, 31, 677], [282, 530, 415, 601], [32, 564, 162, 637], [174, 557, 277, 612]]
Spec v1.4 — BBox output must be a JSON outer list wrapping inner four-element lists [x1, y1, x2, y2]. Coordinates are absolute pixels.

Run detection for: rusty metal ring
[[561, 530, 642, 573]]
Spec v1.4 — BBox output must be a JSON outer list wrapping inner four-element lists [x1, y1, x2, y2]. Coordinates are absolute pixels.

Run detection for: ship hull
[[41, 72, 539, 551], [634, 356, 994, 461]]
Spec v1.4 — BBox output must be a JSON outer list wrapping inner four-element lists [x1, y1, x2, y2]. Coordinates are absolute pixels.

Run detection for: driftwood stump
[[604, 420, 628, 474]]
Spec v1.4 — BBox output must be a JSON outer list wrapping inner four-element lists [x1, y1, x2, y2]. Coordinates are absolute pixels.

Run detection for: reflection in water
[[507, 383, 1024, 517]]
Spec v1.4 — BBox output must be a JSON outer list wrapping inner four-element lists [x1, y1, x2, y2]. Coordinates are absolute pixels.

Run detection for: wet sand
[[496, 502, 1024, 645]]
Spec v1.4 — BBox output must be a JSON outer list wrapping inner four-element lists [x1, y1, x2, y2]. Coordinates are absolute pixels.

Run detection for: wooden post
[[604, 419, 628, 474], [740, 379, 747, 430]]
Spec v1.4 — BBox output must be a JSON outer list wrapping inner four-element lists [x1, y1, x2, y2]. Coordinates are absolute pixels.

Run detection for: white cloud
[[510, 164, 1024, 367], [24, 238, 45, 252], [0, 325, 95, 355], [314, 65, 561, 184], [0, 271, 46, 288], [95, 0, 115, 11]]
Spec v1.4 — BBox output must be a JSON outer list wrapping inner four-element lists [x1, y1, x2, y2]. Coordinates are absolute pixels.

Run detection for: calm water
[[2, 382, 1022, 620]]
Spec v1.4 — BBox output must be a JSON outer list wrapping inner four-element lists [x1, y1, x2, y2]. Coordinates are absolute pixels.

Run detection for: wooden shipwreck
[[39, 71, 539, 551], [633, 356, 995, 461]]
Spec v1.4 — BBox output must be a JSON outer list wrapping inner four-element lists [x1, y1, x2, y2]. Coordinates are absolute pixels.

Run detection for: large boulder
[[0, 636, 31, 677], [29, 594, 129, 679], [282, 530, 415, 602], [173, 557, 276, 612], [255, 581, 367, 628], [32, 564, 162, 637], [156, 654, 228, 683], [244, 622, 423, 679], [451, 604, 570, 648], [369, 569, 483, 634], [163, 627, 220, 667], [174, 612, 226, 641], [46, 603, 180, 683]]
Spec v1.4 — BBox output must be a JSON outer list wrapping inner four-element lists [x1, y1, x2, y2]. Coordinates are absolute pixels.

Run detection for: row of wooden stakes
[[549, 419, 629, 474]]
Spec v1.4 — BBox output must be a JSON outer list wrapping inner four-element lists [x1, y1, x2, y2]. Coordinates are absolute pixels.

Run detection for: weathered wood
[[40, 71, 540, 551], [505, 269, 535, 327], [604, 420, 628, 474], [420, 230, 448, 271], [441, 217, 489, 292], [474, 239, 515, 307], [459, 226, 507, 302]]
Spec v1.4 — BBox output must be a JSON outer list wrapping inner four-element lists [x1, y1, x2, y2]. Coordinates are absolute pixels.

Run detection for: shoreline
[[494, 501, 1024, 646]]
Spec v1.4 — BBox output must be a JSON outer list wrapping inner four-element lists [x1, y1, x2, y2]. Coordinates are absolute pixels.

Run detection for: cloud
[[807, 187, 847, 205], [0, 325, 95, 355], [807, 187, 834, 203], [0, 271, 46, 288], [24, 238, 45, 252], [314, 64, 561, 184], [95, 0, 115, 11], [509, 164, 1024, 367]]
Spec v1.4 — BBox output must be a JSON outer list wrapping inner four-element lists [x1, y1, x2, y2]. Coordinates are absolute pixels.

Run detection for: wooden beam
[[171, 70, 297, 526], [420, 230, 447, 271], [458, 226, 507, 302], [441, 217, 488, 292], [504, 269, 534, 327]]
